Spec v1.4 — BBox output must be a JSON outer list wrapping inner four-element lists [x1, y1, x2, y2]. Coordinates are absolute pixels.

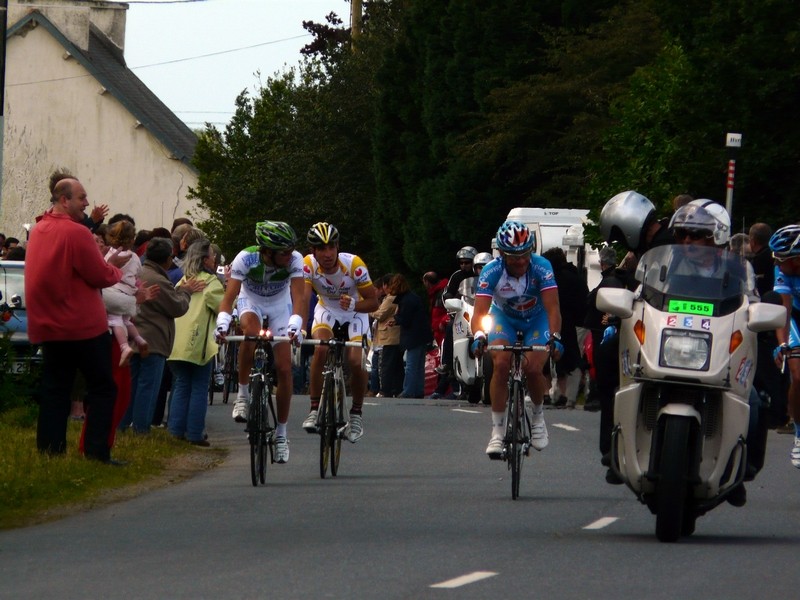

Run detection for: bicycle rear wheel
[[319, 374, 334, 478], [330, 372, 346, 477], [509, 380, 525, 500]]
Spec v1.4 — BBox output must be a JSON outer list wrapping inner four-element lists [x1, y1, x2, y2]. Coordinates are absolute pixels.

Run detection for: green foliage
[[189, 0, 800, 276]]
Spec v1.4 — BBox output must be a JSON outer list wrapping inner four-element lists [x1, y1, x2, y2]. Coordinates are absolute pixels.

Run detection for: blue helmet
[[769, 224, 800, 259], [496, 220, 534, 254]]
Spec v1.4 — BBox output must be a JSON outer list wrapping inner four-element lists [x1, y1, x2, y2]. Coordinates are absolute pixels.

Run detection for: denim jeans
[[369, 348, 382, 393], [167, 360, 213, 442], [401, 345, 426, 398], [123, 353, 167, 433]]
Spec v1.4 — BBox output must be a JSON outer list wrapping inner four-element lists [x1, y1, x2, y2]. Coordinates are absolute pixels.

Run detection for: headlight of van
[[659, 329, 711, 371]]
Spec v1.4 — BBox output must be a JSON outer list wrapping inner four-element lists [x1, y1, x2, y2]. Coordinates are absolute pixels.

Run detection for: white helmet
[[456, 246, 477, 261], [686, 199, 731, 246], [473, 252, 493, 269], [599, 191, 656, 251]]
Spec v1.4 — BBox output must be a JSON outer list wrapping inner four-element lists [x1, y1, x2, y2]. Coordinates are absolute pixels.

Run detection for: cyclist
[[471, 220, 563, 458], [215, 221, 306, 464], [770, 224, 800, 468], [300, 222, 379, 442]]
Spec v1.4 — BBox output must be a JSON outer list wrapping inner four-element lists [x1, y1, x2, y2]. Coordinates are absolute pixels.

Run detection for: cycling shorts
[[311, 302, 368, 342], [487, 306, 552, 347], [236, 292, 292, 338]]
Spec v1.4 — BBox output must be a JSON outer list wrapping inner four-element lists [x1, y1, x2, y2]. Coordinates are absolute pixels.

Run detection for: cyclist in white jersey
[[472, 220, 563, 458], [215, 221, 306, 464], [300, 222, 379, 442]]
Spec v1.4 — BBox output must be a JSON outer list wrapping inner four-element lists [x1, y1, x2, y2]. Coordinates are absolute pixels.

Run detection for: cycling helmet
[[769, 224, 800, 258], [255, 221, 297, 250], [599, 190, 655, 251], [668, 204, 718, 241], [473, 252, 493, 269], [456, 246, 477, 261], [687, 199, 731, 246], [496, 220, 535, 254], [307, 222, 340, 247]]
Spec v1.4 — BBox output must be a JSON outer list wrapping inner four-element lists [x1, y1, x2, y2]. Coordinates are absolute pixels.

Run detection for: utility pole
[[351, 0, 362, 50], [724, 132, 742, 218]]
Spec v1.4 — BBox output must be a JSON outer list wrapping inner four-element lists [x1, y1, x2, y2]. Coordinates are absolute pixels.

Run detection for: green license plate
[[667, 299, 714, 316]]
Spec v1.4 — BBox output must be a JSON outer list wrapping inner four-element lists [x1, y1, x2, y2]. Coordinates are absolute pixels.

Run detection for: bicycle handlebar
[[487, 344, 550, 352], [225, 335, 292, 343], [302, 339, 364, 348]]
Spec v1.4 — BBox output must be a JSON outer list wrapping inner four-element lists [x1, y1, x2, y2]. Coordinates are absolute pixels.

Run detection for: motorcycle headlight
[[659, 329, 711, 371]]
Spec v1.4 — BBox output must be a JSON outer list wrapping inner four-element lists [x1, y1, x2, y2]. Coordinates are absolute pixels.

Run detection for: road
[[2, 394, 799, 599]]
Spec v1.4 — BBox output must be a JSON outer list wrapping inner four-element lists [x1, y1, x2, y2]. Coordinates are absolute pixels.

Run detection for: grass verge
[[0, 407, 226, 530]]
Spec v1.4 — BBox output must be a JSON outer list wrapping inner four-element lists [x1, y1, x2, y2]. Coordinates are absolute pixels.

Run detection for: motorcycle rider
[[471, 221, 563, 457], [770, 224, 800, 468]]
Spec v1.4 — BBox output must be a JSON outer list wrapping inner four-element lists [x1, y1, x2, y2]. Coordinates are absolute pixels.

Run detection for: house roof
[[8, 11, 198, 170]]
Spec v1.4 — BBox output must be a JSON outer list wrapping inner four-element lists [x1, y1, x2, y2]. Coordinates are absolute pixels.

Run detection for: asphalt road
[[2, 394, 799, 599]]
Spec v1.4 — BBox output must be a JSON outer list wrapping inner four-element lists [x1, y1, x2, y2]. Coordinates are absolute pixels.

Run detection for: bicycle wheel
[[319, 374, 334, 478], [330, 371, 346, 477], [265, 385, 277, 468], [248, 378, 262, 486], [509, 380, 525, 500], [222, 344, 238, 405]]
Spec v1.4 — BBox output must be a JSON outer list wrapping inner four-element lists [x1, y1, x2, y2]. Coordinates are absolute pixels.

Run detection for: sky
[[122, 0, 348, 128]]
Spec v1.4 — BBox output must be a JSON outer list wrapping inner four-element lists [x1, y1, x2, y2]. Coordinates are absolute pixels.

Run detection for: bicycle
[[488, 332, 549, 500], [304, 323, 365, 479], [226, 320, 289, 487]]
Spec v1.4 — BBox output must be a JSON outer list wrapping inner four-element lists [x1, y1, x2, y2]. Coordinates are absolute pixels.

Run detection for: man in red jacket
[[26, 177, 130, 464]]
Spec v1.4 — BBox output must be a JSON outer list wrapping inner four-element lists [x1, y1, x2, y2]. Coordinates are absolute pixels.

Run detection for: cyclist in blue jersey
[[770, 224, 800, 468], [471, 220, 563, 458], [215, 221, 307, 464]]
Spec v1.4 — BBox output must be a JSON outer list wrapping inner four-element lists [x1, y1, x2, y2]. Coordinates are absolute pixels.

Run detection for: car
[[0, 260, 41, 378]]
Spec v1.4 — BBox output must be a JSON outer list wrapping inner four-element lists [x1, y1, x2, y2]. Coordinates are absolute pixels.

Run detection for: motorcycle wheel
[[655, 415, 692, 543], [467, 381, 481, 404]]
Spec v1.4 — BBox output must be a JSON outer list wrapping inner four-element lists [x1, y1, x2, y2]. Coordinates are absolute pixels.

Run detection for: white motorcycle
[[596, 245, 785, 542], [444, 274, 492, 405]]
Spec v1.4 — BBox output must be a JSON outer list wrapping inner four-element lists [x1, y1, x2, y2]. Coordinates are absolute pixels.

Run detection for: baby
[[102, 221, 149, 366]]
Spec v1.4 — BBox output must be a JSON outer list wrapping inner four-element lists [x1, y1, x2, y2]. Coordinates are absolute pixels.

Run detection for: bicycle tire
[[222, 343, 238, 405], [510, 380, 525, 500], [265, 383, 277, 467], [319, 374, 334, 479], [249, 377, 262, 486], [330, 370, 345, 477]]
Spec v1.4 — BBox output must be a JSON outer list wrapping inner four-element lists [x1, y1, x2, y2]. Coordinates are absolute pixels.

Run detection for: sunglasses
[[673, 228, 712, 241], [773, 253, 797, 264], [458, 260, 472, 265], [504, 251, 532, 261]]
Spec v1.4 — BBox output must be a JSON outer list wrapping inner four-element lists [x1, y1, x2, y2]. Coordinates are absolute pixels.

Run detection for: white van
[[495, 207, 601, 290]]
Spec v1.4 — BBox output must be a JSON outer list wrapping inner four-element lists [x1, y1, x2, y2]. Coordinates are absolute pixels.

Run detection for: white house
[[1, 0, 202, 240]]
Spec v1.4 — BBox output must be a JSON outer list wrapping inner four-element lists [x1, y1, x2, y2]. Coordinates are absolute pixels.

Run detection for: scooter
[[596, 244, 785, 542], [444, 276, 492, 404]]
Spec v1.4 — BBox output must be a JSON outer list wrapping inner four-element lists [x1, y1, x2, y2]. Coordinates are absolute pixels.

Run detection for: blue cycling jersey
[[475, 255, 557, 320], [774, 265, 800, 312]]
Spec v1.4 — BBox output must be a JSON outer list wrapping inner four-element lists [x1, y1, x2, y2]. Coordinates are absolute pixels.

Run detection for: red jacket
[[426, 278, 449, 345], [26, 211, 121, 343]]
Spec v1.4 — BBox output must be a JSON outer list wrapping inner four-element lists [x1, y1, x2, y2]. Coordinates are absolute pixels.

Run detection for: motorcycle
[[596, 244, 785, 542], [444, 275, 492, 404]]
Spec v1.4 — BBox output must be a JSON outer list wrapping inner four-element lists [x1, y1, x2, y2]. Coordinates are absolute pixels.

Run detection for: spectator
[[729, 232, 751, 257], [366, 276, 389, 396], [671, 193, 694, 212], [541, 247, 588, 408], [749, 222, 774, 298], [4, 246, 25, 261], [151, 227, 172, 240], [371, 274, 403, 397], [167, 239, 224, 446], [133, 229, 153, 257], [389, 273, 432, 398], [102, 220, 149, 367], [93, 224, 109, 256], [2, 237, 20, 259], [422, 271, 448, 348], [26, 176, 129, 464], [120, 237, 203, 434], [171, 217, 193, 232], [168, 225, 205, 285]]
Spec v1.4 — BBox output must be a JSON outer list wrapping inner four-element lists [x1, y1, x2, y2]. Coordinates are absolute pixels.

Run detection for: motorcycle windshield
[[635, 245, 753, 316], [457, 276, 477, 304]]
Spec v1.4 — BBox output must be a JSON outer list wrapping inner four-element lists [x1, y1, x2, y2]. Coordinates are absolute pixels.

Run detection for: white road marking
[[363, 402, 379, 406], [553, 423, 579, 431], [583, 517, 619, 530], [452, 408, 482, 414], [430, 571, 498, 589]]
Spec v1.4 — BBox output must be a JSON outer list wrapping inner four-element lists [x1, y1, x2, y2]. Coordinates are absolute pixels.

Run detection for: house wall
[[1, 17, 201, 240]]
